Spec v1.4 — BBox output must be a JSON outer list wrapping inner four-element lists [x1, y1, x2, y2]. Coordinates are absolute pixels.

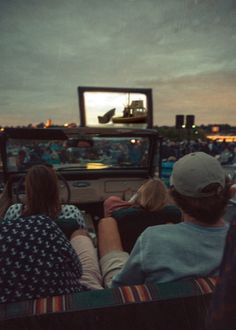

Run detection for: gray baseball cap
[[170, 152, 226, 197]]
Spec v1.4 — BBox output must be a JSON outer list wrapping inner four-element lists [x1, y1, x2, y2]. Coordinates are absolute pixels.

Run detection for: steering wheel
[[14, 173, 71, 204]]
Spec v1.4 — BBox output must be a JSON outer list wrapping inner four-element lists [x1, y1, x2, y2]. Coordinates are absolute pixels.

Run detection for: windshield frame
[[0, 127, 160, 182]]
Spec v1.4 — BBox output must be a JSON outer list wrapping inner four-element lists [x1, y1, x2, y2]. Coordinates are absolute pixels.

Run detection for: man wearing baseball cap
[[98, 152, 232, 287]]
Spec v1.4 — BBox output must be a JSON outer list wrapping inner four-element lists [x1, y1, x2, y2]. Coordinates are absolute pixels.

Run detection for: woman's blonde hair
[[136, 178, 167, 212]]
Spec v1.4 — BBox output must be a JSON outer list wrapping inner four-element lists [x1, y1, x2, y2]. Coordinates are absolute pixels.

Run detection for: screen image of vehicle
[[78, 87, 153, 129]]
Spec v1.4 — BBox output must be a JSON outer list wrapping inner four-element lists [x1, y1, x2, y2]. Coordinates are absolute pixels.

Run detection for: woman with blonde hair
[[135, 178, 168, 211], [104, 178, 168, 216], [103, 178, 181, 253]]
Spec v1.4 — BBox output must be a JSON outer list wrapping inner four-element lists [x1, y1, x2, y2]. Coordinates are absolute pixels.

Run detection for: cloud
[[0, 0, 235, 126], [138, 70, 236, 125]]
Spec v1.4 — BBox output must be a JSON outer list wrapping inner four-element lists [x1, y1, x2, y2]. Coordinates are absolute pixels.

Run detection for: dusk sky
[[0, 0, 236, 127]]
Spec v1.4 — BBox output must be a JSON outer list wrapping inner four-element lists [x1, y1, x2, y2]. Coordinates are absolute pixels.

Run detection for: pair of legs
[[70, 229, 103, 290], [98, 217, 129, 288]]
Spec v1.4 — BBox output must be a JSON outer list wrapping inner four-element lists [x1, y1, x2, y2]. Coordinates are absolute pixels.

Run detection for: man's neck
[[183, 213, 225, 227]]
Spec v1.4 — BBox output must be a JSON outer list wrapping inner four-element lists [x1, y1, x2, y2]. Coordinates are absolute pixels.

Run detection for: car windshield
[[6, 136, 150, 172]]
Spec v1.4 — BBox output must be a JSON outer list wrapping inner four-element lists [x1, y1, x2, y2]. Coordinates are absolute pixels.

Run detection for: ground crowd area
[[161, 139, 236, 165]]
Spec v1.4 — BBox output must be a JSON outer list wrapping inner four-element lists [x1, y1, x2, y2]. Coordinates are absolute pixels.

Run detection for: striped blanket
[[0, 277, 216, 321]]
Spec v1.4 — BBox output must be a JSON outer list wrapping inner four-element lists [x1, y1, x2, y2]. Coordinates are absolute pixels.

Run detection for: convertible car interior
[[0, 87, 219, 329], [0, 126, 217, 330]]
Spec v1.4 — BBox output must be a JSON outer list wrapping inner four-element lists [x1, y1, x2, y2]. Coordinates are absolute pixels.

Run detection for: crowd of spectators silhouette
[[161, 138, 236, 165]]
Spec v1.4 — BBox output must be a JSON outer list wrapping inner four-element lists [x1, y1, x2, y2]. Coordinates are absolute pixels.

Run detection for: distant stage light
[[130, 139, 136, 143], [181, 124, 186, 128], [192, 125, 196, 128]]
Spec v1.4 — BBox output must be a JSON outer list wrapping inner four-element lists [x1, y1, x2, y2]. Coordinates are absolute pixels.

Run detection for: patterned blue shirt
[[0, 215, 87, 303]]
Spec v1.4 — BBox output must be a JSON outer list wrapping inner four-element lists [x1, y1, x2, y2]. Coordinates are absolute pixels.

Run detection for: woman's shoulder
[[6, 203, 22, 210], [56, 204, 86, 232], [3, 203, 23, 221], [59, 204, 84, 219], [61, 204, 81, 213]]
